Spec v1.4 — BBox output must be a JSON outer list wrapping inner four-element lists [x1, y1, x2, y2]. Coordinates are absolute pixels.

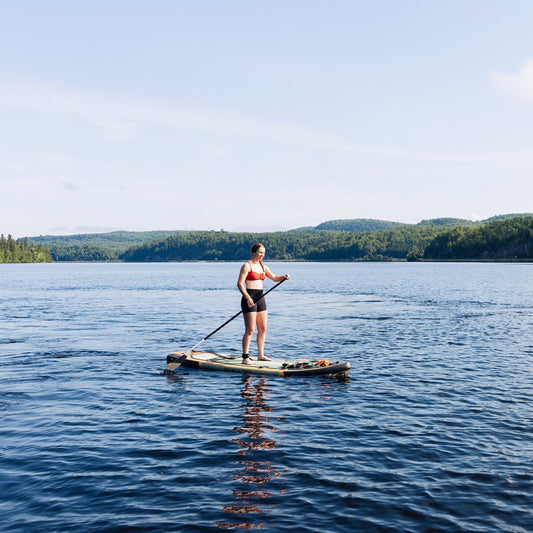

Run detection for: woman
[[237, 243, 290, 365]]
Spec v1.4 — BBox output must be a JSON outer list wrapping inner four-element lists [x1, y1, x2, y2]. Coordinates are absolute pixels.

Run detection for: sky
[[1, 0, 532, 238]]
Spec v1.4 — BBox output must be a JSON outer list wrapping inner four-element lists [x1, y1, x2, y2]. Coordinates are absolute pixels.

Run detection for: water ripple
[[0, 263, 532, 532]]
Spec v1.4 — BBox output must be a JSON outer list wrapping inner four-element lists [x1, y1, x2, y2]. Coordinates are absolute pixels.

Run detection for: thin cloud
[[0, 78, 323, 142], [61, 181, 82, 192], [0, 77, 498, 165], [491, 60, 533, 102]]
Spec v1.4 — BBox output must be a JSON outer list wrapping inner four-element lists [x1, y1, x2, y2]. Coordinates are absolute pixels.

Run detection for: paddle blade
[[164, 352, 189, 374], [164, 362, 182, 373], [166, 352, 189, 364]]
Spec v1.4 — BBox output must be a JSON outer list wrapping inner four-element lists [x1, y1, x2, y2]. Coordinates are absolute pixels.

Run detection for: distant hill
[[22, 213, 533, 262], [416, 218, 473, 227], [28, 230, 183, 248], [314, 219, 404, 232], [314, 215, 531, 231], [424, 216, 533, 260], [27, 230, 185, 261], [484, 213, 533, 223]]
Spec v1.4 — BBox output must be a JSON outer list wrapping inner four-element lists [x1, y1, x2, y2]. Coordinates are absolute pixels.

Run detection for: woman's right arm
[[237, 264, 254, 307]]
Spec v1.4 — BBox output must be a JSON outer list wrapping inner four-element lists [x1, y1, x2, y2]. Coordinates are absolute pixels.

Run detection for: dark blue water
[[1, 262, 532, 532]]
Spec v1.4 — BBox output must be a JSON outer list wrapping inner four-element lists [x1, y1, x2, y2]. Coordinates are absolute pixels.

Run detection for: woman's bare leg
[[256, 311, 271, 361], [242, 312, 256, 364]]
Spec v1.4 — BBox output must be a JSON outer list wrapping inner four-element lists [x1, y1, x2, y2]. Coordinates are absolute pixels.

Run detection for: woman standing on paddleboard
[[237, 243, 290, 365]]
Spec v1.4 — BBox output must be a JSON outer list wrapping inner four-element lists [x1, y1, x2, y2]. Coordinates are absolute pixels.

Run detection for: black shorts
[[241, 289, 267, 314]]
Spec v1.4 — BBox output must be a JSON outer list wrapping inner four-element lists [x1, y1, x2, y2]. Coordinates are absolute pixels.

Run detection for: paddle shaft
[[187, 278, 286, 354]]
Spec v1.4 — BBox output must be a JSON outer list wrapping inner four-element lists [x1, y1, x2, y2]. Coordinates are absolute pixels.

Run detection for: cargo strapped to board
[[281, 359, 332, 369]]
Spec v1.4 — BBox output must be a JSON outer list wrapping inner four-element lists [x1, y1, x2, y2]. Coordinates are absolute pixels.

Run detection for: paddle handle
[[187, 278, 287, 354]]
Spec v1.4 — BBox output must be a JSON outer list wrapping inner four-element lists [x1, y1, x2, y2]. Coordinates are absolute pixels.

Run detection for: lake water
[[1, 262, 532, 532]]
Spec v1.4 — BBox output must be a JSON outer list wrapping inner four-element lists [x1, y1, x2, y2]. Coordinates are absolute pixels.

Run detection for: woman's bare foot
[[242, 357, 255, 365], [257, 356, 272, 361]]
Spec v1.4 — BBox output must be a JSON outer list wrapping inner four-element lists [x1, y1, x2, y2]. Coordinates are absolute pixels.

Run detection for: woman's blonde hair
[[251, 242, 265, 271]]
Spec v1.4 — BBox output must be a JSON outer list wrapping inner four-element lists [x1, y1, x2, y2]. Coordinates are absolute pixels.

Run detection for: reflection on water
[[218, 376, 283, 530]]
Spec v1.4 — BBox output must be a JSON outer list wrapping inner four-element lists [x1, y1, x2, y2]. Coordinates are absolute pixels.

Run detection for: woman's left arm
[[265, 266, 290, 282]]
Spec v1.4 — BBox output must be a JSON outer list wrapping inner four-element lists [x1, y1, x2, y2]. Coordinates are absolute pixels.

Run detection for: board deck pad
[[189, 352, 286, 367]]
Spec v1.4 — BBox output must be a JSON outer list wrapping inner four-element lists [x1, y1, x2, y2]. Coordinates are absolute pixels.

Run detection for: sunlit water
[[1, 262, 532, 532]]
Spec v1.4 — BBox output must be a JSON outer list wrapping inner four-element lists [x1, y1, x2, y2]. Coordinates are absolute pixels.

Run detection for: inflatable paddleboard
[[165, 351, 350, 377]]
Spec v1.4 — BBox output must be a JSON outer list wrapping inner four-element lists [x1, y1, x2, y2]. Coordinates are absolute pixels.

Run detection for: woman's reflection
[[220, 375, 281, 529]]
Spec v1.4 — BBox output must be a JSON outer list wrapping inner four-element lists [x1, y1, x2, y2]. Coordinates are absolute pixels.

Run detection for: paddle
[[171, 278, 287, 366]]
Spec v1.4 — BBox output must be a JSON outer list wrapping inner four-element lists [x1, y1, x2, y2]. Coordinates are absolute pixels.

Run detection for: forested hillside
[[122, 230, 345, 262], [122, 216, 533, 262], [21, 214, 533, 262], [28, 230, 182, 261], [314, 219, 404, 232], [314, 217, 474, 232], [0, 235, 52, 263], [423, 216, 533, 260]]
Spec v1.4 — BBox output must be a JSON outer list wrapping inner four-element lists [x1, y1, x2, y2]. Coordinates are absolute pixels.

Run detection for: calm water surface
[[1, 262, 532, 532]]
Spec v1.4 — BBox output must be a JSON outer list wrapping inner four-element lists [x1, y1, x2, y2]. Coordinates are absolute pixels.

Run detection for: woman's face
[[253, 246, 266, 260]]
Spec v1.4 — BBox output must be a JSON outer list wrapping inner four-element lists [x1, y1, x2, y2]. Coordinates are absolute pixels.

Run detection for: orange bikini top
[[246, 261, 265, 281]]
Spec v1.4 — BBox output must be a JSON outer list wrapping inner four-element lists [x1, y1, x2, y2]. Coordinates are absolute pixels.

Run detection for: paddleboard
[[165, 351, 351, 377]]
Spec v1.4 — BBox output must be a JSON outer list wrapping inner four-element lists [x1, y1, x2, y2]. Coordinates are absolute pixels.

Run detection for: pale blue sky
[[1, 0, 532, 237]]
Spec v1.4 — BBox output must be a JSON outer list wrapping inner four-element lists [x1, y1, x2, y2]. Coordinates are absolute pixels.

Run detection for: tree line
[[423, 216, 532, 260], [16, 214, 533, 263], [122, 216, 532, 262], [0, 235, 52, 263]]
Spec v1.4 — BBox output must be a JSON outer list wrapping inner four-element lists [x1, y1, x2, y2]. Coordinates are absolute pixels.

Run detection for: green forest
[[10, 214, 533, 263], [121, 216, 532, 262], [423, 216, 533, 260], [26, 230, 182, 261], [0, 234, 52, 263]]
